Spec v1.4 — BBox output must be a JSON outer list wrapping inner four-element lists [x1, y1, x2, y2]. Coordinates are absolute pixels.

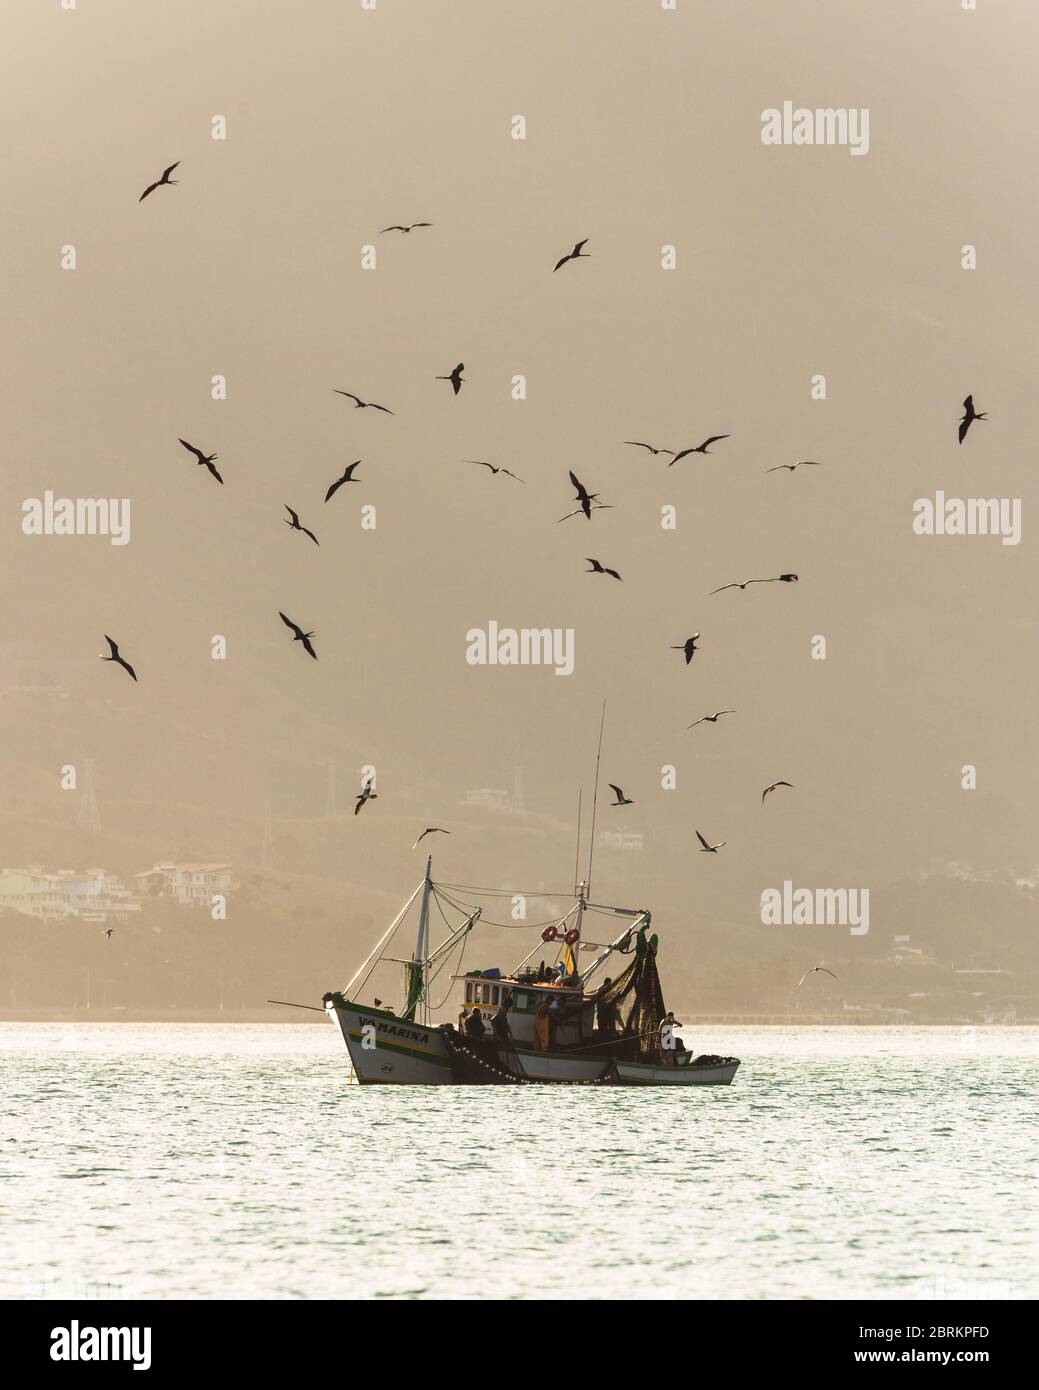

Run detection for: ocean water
[[2, 1023, 1036, 1301]]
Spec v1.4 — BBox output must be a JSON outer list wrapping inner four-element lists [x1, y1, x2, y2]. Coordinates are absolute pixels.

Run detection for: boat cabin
[[461, 971, 594, 1048]]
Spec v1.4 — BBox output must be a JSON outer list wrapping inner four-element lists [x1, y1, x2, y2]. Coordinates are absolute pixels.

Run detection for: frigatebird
[[669, 436, 729, 464], [709, 574, 798, 595], [139, 162, 180, 202], [436, 363, 465, 395], [468, 461, 524, 482], [324, 461, 362, 502], [380, 223, 432, 233], [100, 635, 137, 682], [695, 830, 725, 854], [586, 558, 622, 580], [278, 611, 317, 660], [671, 635, 700, 665], [554, 239, 589, 272], [762, 780, 794, 804], [608, 784, 634, 806], [767, 461, 822, 473], [284, 506, 319, 546], [624, 441, 676, 457], [558, 470, 611, 522], [687, 710, 734, 728], [178, 438, 223, 484], [334, 390, 393, 414], [413, 827, 449, 847], [959, 394, 987, 444], [355, 777, 377, 815]]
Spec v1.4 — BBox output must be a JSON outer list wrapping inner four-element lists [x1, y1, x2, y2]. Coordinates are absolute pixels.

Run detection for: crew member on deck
[[596, 978, 622, 1036], [534, 998, 551, 1051], [491, 994, 512, 1044], [465, 1007, 486, 1040]]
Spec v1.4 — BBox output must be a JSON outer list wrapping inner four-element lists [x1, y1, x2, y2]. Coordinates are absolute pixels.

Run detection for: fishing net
[[593, 928, 666, 1061]]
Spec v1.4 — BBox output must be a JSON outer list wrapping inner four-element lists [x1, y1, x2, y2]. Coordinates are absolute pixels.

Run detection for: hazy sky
[[2, 1, 1037, 952]]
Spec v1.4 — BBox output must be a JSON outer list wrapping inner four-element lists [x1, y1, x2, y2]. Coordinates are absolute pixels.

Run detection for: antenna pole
[[585, 701, 606, 896], [573, 789, 583, 896]]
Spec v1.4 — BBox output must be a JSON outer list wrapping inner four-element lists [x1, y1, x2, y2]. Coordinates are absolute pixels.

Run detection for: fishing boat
[[322, 858, 740, 1088]]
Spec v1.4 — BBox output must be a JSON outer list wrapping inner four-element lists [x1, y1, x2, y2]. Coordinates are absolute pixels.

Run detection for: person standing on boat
[[491, 994, 512, 1044], [534, 998, 551, 1051], [465, 1007, 486, 1040], [659, 1011, 685, 1063], [596, 978, 622, 1036]]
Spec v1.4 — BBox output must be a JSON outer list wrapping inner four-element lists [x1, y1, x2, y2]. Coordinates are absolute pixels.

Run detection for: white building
[[134, 863, 233, 907]]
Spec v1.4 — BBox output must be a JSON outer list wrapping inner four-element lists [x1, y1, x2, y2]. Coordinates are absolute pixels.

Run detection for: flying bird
[[671, 635, 701, 665], [767, 461, 822, 473], [355, 777, 377, 815], [178, 438, 223, 484], [608, 784, 634, 806], [436, 363, 465, 395], [958, 394, 987, 444], [797, 966, 838, 987], [103, 929, 113, 940], [558, 470, 612, 523], [100, 635, 137, 683], [380, 222, 432, 233], [669, 436, 730, 464], [284, 506, 319, 546], [468, 461, 525, 482], [762, 780, 794, 804], [586, 558, 622, 580], [413, 827, 450, 847], [139, 161, 180, 202], [324, 460, 362, 502], [624, 441, 676, 457], [695, 830, 726, 854], [709, 574, 798, 595], [278, 611, 317, 660], [333, 390, 394, 414], [553, 239, 590, 272], [687, 710, 734, 728]]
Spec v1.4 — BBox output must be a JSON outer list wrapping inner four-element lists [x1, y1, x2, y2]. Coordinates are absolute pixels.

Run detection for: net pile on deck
[[592, 926, 667, 1062]]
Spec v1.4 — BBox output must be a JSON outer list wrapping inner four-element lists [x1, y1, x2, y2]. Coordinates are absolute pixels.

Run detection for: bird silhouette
[[586, 558, 622, 580], [709, 574, 798, 595], [797, 966, 838, 987], [669, 436, 730, 464], [959, 394, 987, 444], [334, 390, 393, 414], [671, 635, 701, 665], [762, 780, 794, 804], [413, 827, 450, 847], [624, 441, 676, 457], [178, 439, 223, 484], [608, 783, 634, 806], [103, 928, 113, 940], [696, 830, 726, 853], [278, 611, 317, 660], [468, 461, 524, 482], [100, 635, 137, 682], [767, 461, 822, 473], [284, 506, 319, 546], [687, 710, 735, 728], [558, 471, 612, 523], [553, 239, 589, 272], [355, 777, 377, 815], [324, 460, 362, 502], [436, 363, 465, 395], [380, 222, 432, 233], [139, 162, 180, 202]]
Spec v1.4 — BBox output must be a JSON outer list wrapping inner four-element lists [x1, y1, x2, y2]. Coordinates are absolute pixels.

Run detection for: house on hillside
[[0, 865, 141, 922], [134, 863, 233, 906]]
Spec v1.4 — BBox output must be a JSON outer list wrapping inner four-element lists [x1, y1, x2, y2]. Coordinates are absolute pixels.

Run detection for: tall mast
[[585, 701, 606, 898], [414, 855, 433, 1023]]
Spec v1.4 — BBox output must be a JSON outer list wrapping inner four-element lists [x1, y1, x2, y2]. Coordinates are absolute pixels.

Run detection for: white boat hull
[[325, 999, 454, 1085], [614, 1057, 740, 1085]]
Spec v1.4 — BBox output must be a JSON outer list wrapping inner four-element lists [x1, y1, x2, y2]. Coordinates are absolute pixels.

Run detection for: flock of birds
[[106, 165, 991, 983]]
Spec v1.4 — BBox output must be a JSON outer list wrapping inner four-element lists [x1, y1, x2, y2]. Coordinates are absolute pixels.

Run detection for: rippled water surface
[[2, 1023, 1036, 1300]]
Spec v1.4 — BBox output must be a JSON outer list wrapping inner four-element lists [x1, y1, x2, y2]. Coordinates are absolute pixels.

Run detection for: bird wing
[[568, 470, 583, 492], [573, 240, 589, 254], [963, 395, 973, 412], [624, 442, 656, 452], [608, 784, 624, 800], [179, 438, 205, 463], [958, 417, 970, 444], [700, 435, 730, 449], [104, 635, 119, 659], [695, 831, 711, 851], [302, 527, 320, 546], [368, 402, 394, 414], [334, 391, 361, 405], [668, 448, 693, 465], [765, 465, 785, 473], [279, 612, 303, 638], [301, 635, 318, 659], [380, 226, 408, 233], [139, 181, 160, 202], [687, 718, 704, 728], [819, 968, 838, 979], [709, 583, 738, 594], [342, 461, 361, 479], [205, 461, 224, 484], [324, 478, 343, 502], [120, 658, 138, 682], [285, 506, 300, 525], [604, 567, 621, 580], [553, 253, 571, 271], [162, 162, 180, 181], [501, 469, 524, 482]]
